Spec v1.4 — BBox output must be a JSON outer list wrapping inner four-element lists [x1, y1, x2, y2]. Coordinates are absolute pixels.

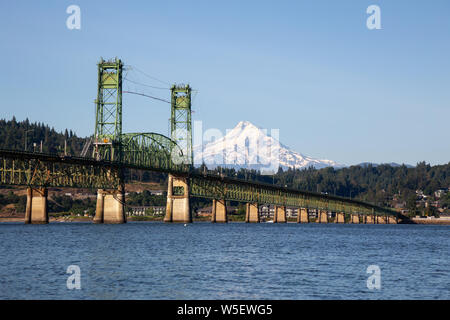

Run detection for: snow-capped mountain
[[194, 121, 342, 173]]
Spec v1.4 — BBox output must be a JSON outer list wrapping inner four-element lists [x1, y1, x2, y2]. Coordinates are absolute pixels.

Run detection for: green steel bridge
[[0, 148, 394, 217], [0, 57, 398, 220]]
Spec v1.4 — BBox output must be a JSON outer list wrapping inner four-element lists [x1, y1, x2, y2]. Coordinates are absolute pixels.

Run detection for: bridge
[[0, 58, 398, 225]]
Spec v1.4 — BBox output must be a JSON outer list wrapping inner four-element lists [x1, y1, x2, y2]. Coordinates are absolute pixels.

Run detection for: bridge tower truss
[[170, 84, 193, 166], [93, 57, 123, 161]]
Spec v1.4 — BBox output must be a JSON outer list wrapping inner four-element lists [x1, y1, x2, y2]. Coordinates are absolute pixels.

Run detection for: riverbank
[[2, 215, 450, 224], [0, 216, 93, 223], [411, 217, 450, 225]]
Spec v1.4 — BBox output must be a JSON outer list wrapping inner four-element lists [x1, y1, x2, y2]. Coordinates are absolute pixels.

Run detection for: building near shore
[[127, 206, 165, 216]]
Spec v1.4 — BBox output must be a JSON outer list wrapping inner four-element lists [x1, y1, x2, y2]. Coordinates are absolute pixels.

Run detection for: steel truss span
[[0, 149, 120, 189], [120, 132, 186, 172], [189, 175, 395, 216], [0, 149, 396, 216]]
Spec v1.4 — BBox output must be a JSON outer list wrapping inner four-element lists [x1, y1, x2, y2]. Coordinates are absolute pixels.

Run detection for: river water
[[0, 222, 448, 299]]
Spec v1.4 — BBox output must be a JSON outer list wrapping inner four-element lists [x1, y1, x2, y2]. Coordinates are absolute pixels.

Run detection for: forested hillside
[[0, 117, 87, 155]]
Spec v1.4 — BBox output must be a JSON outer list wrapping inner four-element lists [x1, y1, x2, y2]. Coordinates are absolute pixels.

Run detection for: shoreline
[[1, 216, 450, 225], [410, 217, 450, 225]]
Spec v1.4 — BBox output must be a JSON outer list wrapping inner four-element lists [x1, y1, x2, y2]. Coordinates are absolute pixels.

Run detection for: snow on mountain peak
[[194, 121, 342, 173]]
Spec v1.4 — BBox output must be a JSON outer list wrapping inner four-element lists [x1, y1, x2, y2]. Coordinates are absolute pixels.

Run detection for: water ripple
[[0, 222, 448, 299]]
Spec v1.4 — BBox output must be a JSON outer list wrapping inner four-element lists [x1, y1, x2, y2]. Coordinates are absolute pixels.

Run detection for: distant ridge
[[356, 162, 414, 168]]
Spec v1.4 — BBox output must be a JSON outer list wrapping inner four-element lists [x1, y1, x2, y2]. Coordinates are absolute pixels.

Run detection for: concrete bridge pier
[[317, 210, 328, 223], [164, 174, 192, 223], [94, 186, 126, 224], [273, 206, 286, 223], [211, 199, 227, 223], [335, 212, 345, 223], [297, 208, 309, 223], [351, 214, 360, 224], [365, 215, 375, 224], [245, 203, 259, 223], [25, 187, 48, 224], [376, 215, 386, 224], [388, 215, 398, 224]]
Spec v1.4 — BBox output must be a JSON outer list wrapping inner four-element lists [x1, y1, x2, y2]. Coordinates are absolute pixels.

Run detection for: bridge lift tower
[[164, 84, 194, 223], [92, 58, 125, 223], [91, 57, 194, 223], [93, 57, 123, 161], [170, 84, 193, 166]]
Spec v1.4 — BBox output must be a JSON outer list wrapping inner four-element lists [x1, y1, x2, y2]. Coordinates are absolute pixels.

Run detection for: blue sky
[[0, 0, 449, 166]]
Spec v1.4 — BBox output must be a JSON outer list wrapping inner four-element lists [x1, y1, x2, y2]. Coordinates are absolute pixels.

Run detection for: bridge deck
[[0, 148, 396, 216]]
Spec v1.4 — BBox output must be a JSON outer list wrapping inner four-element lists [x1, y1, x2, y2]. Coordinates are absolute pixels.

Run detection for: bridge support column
[[388, 215, 397, 224], [164, 174, 191, 223], [25, 187, 32, 224], [273, 206, 286, 223], [297, 208, 309, 223], [164, 175, 173, 223], [376, 215, 386, 224], [365, 215, 375, 224], [245, 203, 259, 223], [211, 199, 227, 223], [335, 212, 345, 223], [94, 187, 126, 224], [317, 210, 328, 223], [25, 187, 48, 224], [351, 214, 360, 224], [94, 189, 104, 224]]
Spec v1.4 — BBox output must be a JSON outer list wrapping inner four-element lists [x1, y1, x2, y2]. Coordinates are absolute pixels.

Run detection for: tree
[[406, 194, 418, 217]]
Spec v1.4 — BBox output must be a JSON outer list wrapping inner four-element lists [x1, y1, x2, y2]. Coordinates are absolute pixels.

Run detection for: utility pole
[[24, 129, 33, 151]]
